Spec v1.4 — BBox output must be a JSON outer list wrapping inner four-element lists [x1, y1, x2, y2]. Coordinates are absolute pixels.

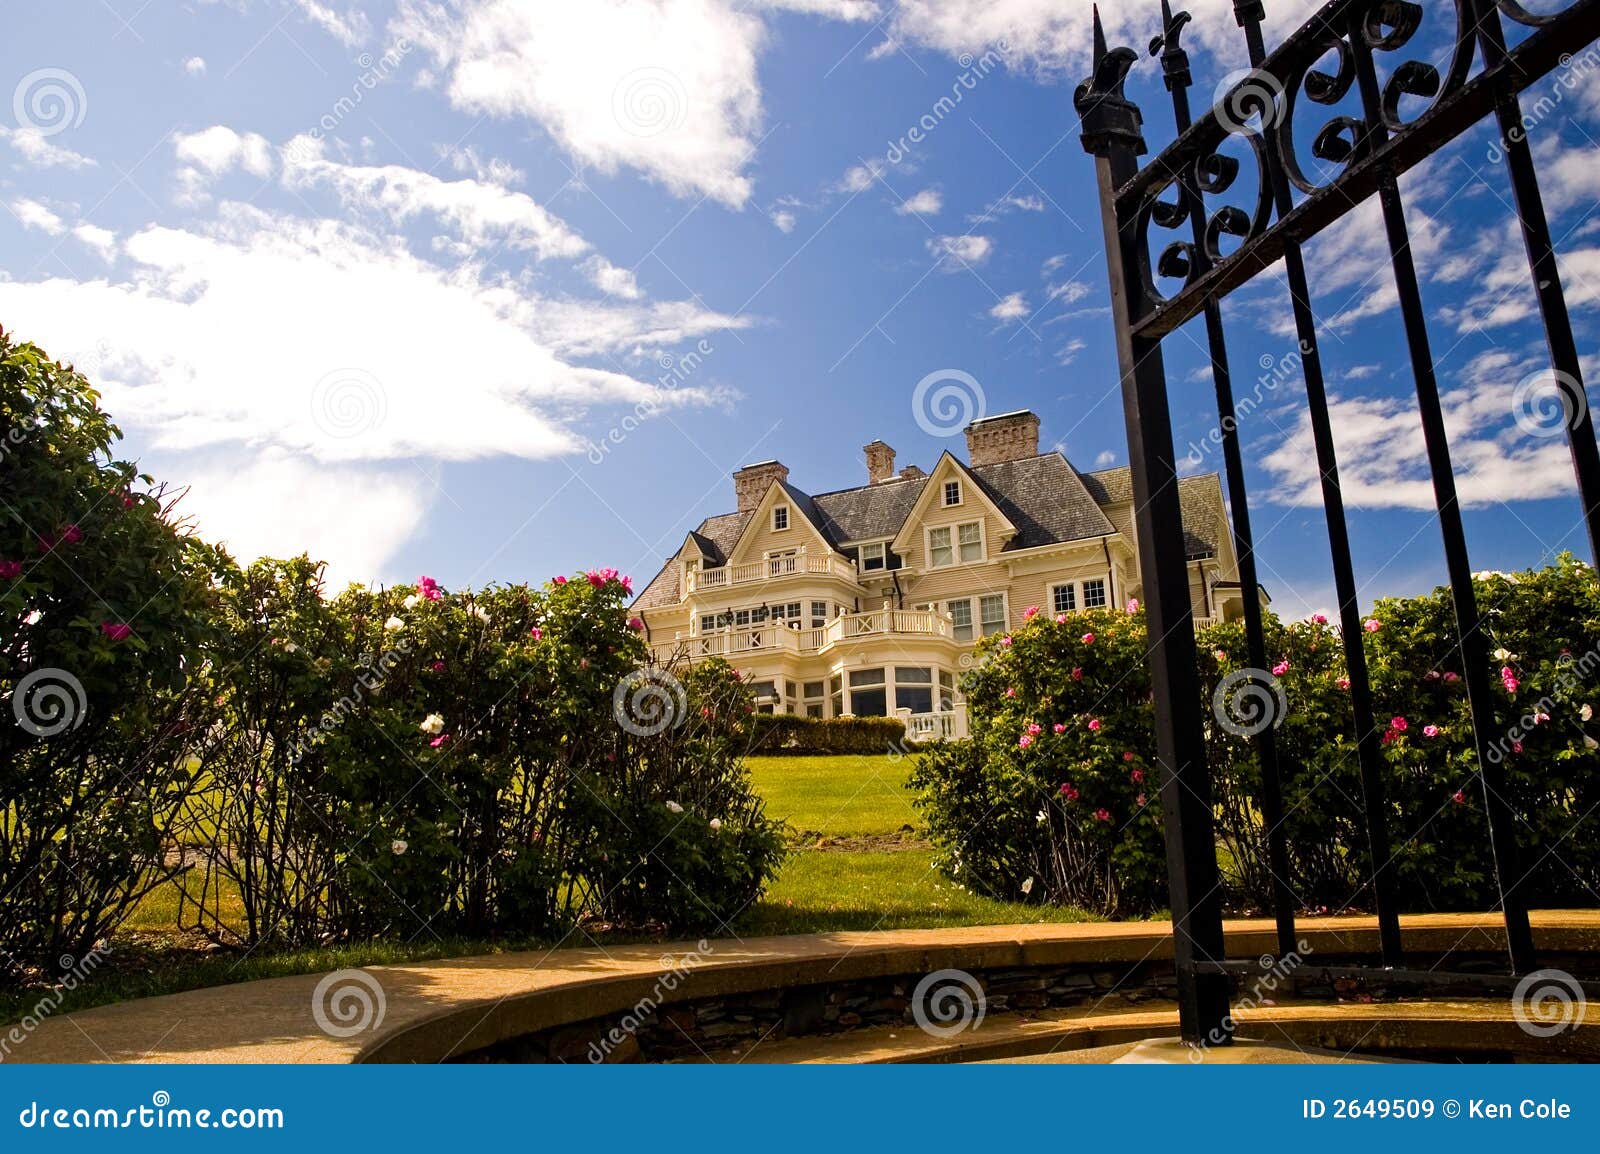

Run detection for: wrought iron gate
[[1076, 0, 1600, 1044]]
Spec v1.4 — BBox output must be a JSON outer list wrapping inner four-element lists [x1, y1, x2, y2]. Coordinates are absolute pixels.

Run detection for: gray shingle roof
[[632, 454, 1226, 608]]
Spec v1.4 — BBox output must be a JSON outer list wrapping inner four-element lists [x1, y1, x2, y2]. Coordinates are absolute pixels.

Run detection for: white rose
[[419, 713, 445, 735], [471, 605, 491, 623], [665, 800, 683, 814], [1582, 703, 1593, 722], [384, 616, 405, 632], [391, 839, 408, 855], [709, 818, 722, 831], [403, 594, 420, 609], [1021, 876, 1034, 896]]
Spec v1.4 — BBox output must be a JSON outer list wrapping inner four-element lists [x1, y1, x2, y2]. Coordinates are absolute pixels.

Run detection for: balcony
[[686, 547, 858, 593], [653, 607, 953, 663]]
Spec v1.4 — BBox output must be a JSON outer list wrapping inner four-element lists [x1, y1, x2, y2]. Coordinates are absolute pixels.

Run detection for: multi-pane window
[[949, 598, 974, 642], [810, 600, 829, 628], [929, 527, 953, 568], [895, 666, 934, 715], [803, 680, 826, 719], [829, 674, 843, 720], [943, 480, 961, 506], [1052, 584, 1076, 614], [859, 542, 887, 572], [979, 594, 1007, 636], [958, 521, 982, 562], [772, 505, 789, 531], [1082, 578, 1108, 608], [848, 668, 887, 717], [939, 671, 956, 711]]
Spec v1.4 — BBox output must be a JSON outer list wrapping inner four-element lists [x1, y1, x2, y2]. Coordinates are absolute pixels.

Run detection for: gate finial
[[1076, 6, 1146, 157], [1152, 0, 1193, 92]]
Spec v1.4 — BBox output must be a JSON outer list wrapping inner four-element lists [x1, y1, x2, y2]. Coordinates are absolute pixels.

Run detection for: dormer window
[[943, 480, 962, 507], [773, 505, 789, 531]]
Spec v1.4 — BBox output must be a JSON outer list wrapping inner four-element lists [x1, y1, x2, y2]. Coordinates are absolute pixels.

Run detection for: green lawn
[[746, 753, 920, 836]]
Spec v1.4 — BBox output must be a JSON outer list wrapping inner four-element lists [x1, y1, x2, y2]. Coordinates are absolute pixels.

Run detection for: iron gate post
[[1078, 8, 1232, 1045], [1156, 0, 1297, 961]]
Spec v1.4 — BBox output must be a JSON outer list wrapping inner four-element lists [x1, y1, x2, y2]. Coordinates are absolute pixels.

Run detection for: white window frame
[[772, 504, 789, 531], [1051, 583, 1077, 614], [766, 548, 799, 576], [1082, 576, 1108, 609], [928, 521, 983, 568], [958, 520, 983, 563], [948, 598, 974, 642], [942, 479, 962, 507], [928, 526, 953, 568], [858, 541, 888, 573], [979, 592, 1008, 636]]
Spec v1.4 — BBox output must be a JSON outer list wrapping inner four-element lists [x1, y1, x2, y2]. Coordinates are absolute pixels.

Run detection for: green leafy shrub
[[0, 330, 222, 979], [749, 713, 908, 755]]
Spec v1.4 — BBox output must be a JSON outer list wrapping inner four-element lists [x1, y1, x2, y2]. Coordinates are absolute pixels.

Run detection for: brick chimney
[[733, 460, 789, 512], [965, 410, 1040, 467], [864, 440, 896, 485]]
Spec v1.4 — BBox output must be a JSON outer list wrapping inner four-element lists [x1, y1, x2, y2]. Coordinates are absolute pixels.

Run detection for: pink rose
[[1055, 613, 1068, 624], [1422, 725, 1440, 738], [1081, 632, 1095, 645], [1027, 724, 1042, 735], [1052, 723, 1066, 734], [431, 734, 450, 748], [1452, 790, 1466, 805], [1126, 599, 1139, 613], [1363, 619, 1381, 633], [1059, 782, 1079, 801], [1023, 606, 1038, 620], [1019, 734, 1033, 749], [1087, 718, 1101, 731], [1005, 687, 1016, 698], [100, 623, 132, 642], [431, 660, 446, 673], [554, 575, 568, 584], [1312, 613, 1327, 625], [1094, 808, 1111, 822], [1000, 636, 1012, 647], [1443, 671, 1460, 683], [627, 617, 645, 631], [1071, 667, 1083, 681], [1390, 716, 1408, 731], [529, 627, 543, 641], [1136, 793, 1147, 807], [61, 524, 83, 544], [0, 560, 21, 580], [1336, 677, 1351, 690], [1272, 660, 1289, 676], [1130, 768, 1144, 783]]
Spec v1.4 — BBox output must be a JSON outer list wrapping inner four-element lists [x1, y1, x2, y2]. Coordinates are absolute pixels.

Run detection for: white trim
[[924, 518, 986, 570]]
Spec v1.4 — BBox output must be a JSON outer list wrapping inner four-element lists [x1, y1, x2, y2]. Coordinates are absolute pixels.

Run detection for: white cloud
[[295, 0, 372, 46], [837, 158, 885, 193], [1055, 336, 1086, 365], [171, 450, 425, 590], [582, 254, 643, 299], [1094, 449, 1116, 467], [0, 204, 739, 468], [0, 125, 97, 170], [282, 135, 589, 260], [927, 234, 991, 266], [1046, 278, 1090, 304], [1258, 348, 1583, 510], [72, 223, 118, 260], [174, 126, 275, 202], [395, 0, 768, 207], [10, 198, 65, 235], [183, 56, 208, 76], [754, 0, 880, 18], [988, 291, 1028, 322], [896, 187, 942, 216], [769, 209, 796, 232]]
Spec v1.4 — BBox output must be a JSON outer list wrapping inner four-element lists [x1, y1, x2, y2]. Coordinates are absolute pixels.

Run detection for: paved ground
[[14, 912, 1600, 1064]]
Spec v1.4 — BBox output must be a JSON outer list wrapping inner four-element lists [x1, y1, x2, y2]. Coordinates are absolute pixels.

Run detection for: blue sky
[[3, 0, 1598, 618]]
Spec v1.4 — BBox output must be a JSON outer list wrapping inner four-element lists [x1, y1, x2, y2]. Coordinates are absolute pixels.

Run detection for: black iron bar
[[1345, 7, 1537, 973], [1234, 0, 1403, 965], [1079, 6, 1232, 1045], [1157, 0, 1296, 959], [1131, 0, 1600, 338], [1476, 1, 1600, 564]]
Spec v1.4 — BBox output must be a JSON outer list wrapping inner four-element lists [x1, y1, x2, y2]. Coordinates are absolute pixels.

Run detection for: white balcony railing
[[652, 606, 951, 663], [686, 547, 857, 593], [899, 706, 969, 741]]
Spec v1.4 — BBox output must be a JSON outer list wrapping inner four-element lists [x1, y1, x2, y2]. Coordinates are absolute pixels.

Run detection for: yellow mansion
[[631, 411, 1247, 739]]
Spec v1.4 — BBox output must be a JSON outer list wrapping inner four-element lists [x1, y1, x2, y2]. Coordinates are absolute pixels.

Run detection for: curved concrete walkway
[[15, 912, 1600, 1064]]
